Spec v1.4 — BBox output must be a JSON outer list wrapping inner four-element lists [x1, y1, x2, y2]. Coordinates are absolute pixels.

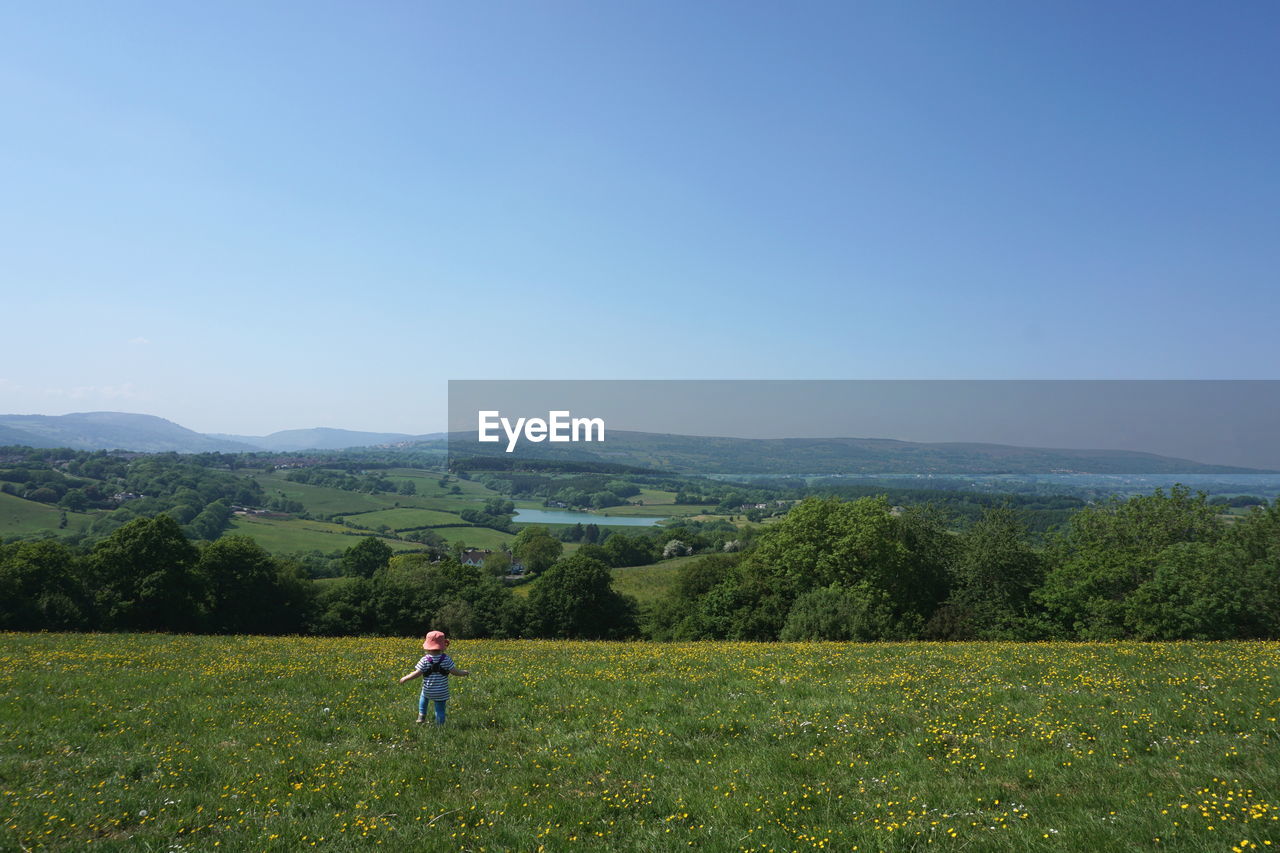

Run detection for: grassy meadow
[[227, 517, 421, 555], [252, 475, 399, 517], [0, 492, 93, 538], [610, 555, 700, 604], [341, 508, 469, 531], [3, 635, 1278, 852]]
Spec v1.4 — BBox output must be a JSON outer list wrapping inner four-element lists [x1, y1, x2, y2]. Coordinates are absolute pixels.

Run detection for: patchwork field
[[228, 516, 422, 555], [252, 475, 402, 516], [240, 472, 511, 553], [3, 635, 1277, 852], [433, 526, 514, 551]]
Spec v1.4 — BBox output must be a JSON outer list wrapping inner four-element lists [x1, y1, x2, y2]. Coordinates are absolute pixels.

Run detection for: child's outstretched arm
[[398, 669, 423, 685], [449, 667, 470, 677]]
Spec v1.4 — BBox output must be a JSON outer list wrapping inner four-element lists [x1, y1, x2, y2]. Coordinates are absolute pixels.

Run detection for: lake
[[513, 508, 665, 527]]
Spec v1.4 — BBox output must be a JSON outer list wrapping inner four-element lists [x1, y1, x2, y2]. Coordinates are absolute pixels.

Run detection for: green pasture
[[252, 474, 399, 516], [511, 553, 689, 602], [594, 503, 715, 518], [380, 470, 498, 499], [433, 525, 514, 551], [396, 494, 502, 512], [340, 507, 465, 531], [635, 487, 679, 505], [228, 516, 420, 556], [611, 554, 698, 604], [0, 492, 93, 537], [250, 473, 500, 517], [398, 475, 499, 499], [4, 635, 1278, 852]]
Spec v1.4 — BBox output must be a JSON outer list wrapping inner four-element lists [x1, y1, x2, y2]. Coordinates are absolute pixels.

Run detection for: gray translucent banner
[[447, 380, 1280, 475]]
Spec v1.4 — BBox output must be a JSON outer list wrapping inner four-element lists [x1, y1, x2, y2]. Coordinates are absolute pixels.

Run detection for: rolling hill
[[0, 412, 443, 453], [2, 411, 1272, 476], [0, 413, 257, 453], [446, 430, 1276, 476]]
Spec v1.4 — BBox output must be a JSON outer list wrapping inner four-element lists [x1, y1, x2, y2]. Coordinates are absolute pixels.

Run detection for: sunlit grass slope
[[2, 636, 1277, 851]]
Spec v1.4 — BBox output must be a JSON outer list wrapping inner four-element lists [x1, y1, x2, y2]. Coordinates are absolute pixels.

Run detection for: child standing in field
[[398, 630, 469, 725]]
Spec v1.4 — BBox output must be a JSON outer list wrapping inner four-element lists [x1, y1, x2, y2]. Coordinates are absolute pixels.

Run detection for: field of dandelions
[[2, 635, 1278, 851]]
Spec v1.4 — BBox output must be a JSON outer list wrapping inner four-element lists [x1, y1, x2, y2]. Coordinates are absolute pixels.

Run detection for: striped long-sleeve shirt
[[415, 653, 455, 700]]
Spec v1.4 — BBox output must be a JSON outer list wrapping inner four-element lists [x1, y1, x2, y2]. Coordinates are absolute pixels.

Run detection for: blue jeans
[[419, 693, 447, 725]]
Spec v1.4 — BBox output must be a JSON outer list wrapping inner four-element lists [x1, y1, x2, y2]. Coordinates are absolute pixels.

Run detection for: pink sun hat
[[422, 631, 450, 652]]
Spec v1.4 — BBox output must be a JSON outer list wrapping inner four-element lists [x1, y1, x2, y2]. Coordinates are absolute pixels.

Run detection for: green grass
[[340, 507, 465, 531], [433, 526, 514, 551], [378, 471, 501, 500], [511, 523, 658, 543], [253, 474, 402, 516], [393, 495, 491, 512], [227, 516, 421, 555], [3, 635, 1278, 852], [512, 554, 691, 602], [635, 488, 679, 505], [251, 473, 502, 518], [611, 555, 699, 604], [0, 492, 93, 537], [401, 476, 499, 499], [591, 503, 709, 519]]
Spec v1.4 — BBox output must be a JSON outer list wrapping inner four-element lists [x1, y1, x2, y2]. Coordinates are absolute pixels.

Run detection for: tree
[[527, 553, 638, 638], [512, 526, 562, 575], [1119, 500, 1280, 640], [367, 560, 437, 636], [89, 515, 203, 632], [484, 550, 512, 576], [935, 507, 1043, 639], [601, 532, 656, 567], [780, 583, 900, 641], [58, 489, 89, 512], [662, 539, 692, 559], [198, 536, 290, 634], [186, 500, 232, 541], [366, 555, 524, 638], [342, 536, 393, 578], [432, 599, 476, 638], [0, 539, 88, 630], [660, 496, 952, 641], [1124, 542, 1274, 639], [1038, 486, 1224, 639], [311, 577, 375, 635], [749, 496, 907, 593]]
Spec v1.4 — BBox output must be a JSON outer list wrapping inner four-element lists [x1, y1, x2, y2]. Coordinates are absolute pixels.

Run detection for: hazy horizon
[[9, 372, 1280, 473]]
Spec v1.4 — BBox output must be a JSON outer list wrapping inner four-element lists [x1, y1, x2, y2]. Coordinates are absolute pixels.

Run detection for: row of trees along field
[[0, 515, 639, 639], [4, 485, 1279, 641], [651, 487, 1280, 641]]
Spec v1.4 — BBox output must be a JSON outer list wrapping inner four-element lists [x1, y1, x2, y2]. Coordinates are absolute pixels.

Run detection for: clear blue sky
[[3, 1, 1277, 435]]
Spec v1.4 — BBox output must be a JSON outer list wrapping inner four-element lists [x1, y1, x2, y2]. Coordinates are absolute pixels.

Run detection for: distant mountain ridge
[[446, 429, 1278, 476], [0, 413, 258, 453], [210, 427, 433, 451], [0, 412, 1274, 475], [0, 412, 442, 453]]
